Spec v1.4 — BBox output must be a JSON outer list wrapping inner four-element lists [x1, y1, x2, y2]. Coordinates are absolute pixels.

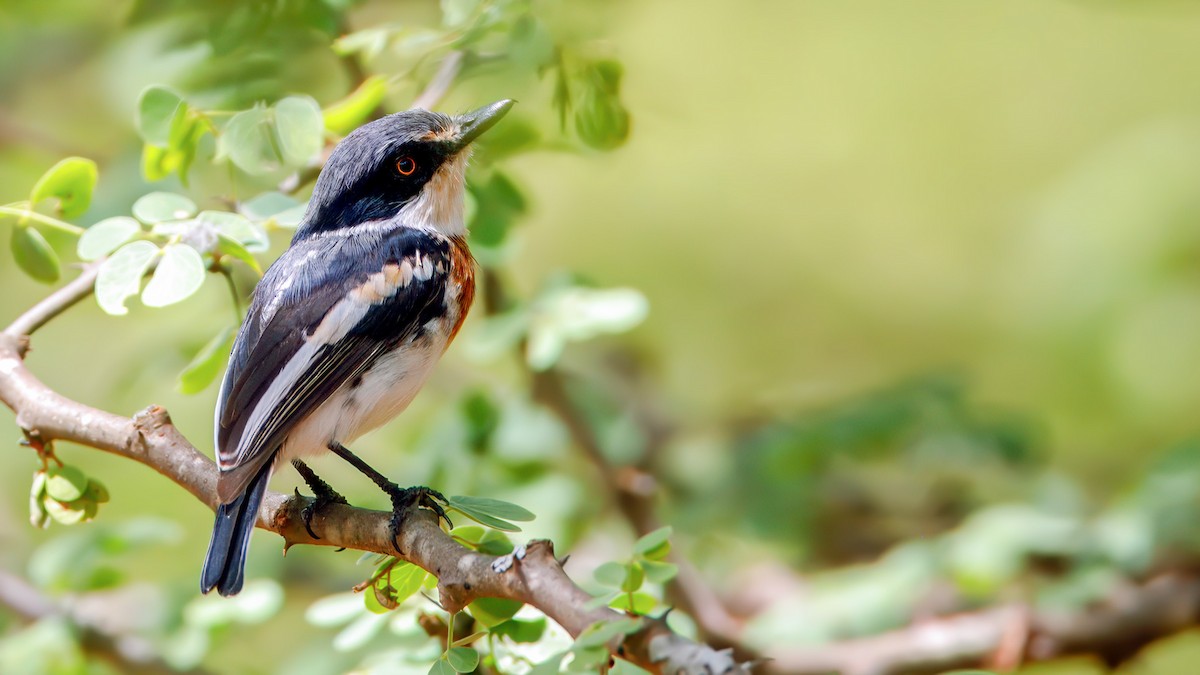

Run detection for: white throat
[[402, 150, 470, 237]]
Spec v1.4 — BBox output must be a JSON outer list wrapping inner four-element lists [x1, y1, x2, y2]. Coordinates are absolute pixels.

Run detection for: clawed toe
[[385, 485, 451, 552], [292, 459, 349, 539]]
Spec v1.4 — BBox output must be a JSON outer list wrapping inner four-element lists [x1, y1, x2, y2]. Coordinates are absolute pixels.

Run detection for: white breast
[[279, 327, 448, 462]]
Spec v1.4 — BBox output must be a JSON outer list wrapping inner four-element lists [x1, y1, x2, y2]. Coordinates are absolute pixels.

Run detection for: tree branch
[[4, 261, 101, 346], [0, 570, 208, 675], [410, 50, 464, 111], [773, 572, 1200, 675], [530, 367, 752, 656], [0, 267, 748, 675]]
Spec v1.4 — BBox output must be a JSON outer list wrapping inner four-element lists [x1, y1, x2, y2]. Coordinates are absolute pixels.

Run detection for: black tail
[[200, 463, 272, 596]]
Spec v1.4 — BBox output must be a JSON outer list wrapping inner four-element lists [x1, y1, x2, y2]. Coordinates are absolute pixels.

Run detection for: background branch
[[774, 572, 1200, 675], [0, 569, 208, 675]]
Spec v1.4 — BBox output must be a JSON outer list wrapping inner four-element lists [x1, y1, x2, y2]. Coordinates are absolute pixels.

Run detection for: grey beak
[[452, 99, 515, 150]]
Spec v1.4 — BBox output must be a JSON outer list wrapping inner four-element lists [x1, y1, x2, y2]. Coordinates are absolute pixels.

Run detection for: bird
[[200, 99, 514, 596]]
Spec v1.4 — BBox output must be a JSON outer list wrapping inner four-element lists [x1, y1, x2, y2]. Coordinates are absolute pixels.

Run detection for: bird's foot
[[292, 459, 349, 540], [383, 484, 451, 553]]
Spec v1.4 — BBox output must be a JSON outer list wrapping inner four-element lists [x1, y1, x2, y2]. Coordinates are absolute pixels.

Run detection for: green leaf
[[476, 529, 514, 556], [429, 660, 457, 675], [441, 0, 480, 27], [368, 561, 427, 611], [45, 466, 88, 502], [31, 157, 98, 218], [178, 325, 234, 394], [490, 617, 547, 643], [197, 210, 268, 252], [220, 105, 278, 175], [528, 653, 566, 675], [574, 60, 630, 151], [446, 646, 479, 673], [167, 104, 210, 184], [620, 562, 644, 593], [583, 592, 617, 611], [447, 495, 535, 532], [137, 86, 184, 145], [11, 226, 61, 283], [449, 525, 486, 546], [215, 235, 261, 273], [29, 471, 49, 529], [573, 617, 641, 650], [565, 646, 609, 673], [467, 171, 526, 248], [364, 584, 394, 614], [446, 505, 520, 532], [593, 561, 626, 588], [78, 217, 141, 261], [323, 76, 387, 136], [634, 526, 672, 558], [333, 27, 394, 61], [84, 479, 110, 504], [43, 496, 89, 525], [95, 240, 158, 315], [132, 192, 197, 224], [526, 286, 649, 370], [509, 14, 555, 71], [468, 597, 522, 627], [141, 243, 205, 307], [273, 96, 324, 167], [476, 115, 540, 163], [141, 144, 174, 182], [462, 390, 501, 451], [640, 559, 678, 584], [240, 191, 302, 221], [608, 592, 657, 615]]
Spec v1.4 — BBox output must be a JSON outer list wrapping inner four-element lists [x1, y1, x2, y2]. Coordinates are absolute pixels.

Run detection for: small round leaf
[[45, 465, 89, 502], [132, 192, 197, 224], [95, 240, 159, 315], [137, 85, 184, 145], [31, 157, 98, 218], [220, 106, 278, 175], [142, 243, 205, 307], [178, 325, 234, 394], [274, 96, 325, 167], [84, 479, 110, 504], [43, 496, 89, 525], [78, 217, 142, 260], [446, 647, 479, 673]]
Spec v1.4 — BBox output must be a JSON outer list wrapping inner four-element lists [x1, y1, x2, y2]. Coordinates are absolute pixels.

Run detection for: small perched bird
[[201, 100, 514, 596]]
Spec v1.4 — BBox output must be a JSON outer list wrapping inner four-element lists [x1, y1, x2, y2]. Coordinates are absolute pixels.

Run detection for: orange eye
[[396, 156, 417, 176]]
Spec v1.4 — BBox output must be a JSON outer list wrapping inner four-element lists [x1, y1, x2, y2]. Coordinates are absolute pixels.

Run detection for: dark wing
[[213, 227, 451, 503]]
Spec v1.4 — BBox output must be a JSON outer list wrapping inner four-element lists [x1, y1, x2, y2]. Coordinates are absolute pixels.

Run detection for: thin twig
[[410, 50, 465, 111], [4, 261, 102, 343]]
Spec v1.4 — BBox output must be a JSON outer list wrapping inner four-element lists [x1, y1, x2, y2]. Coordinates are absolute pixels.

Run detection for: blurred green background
[[3, 0, 1200, 673]]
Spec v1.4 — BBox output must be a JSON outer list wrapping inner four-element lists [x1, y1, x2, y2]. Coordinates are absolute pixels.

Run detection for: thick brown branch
[[0, 269, 746, 674]]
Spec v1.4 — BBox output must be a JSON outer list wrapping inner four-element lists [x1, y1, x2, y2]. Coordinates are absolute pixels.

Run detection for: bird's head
[[295, 99, 514, 240]]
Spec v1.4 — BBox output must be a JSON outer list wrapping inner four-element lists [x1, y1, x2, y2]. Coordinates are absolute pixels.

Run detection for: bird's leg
[[326, 442, 451, 552], [291, 459, 349, 540]]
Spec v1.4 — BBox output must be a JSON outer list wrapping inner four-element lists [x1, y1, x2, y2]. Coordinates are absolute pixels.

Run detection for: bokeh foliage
[[3, 1, 1200, 674]]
